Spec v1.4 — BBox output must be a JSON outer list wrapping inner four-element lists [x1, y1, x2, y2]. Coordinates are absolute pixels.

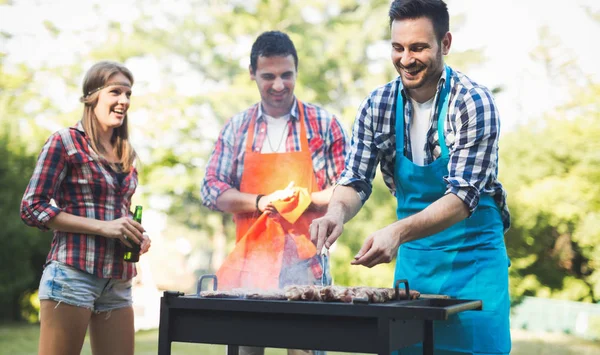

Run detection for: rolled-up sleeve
[[200, 119, 237, 211], [336, 96, 381, 204], [21, 134, 66, 230], [445, 86, 500, 214]]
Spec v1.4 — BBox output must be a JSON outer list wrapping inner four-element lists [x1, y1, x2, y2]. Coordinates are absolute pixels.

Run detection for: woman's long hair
[[79, 61, 137, 172]]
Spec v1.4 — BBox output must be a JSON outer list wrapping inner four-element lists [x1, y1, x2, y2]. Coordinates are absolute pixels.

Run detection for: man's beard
[[397, 49, 443, 90], [398, 62, 427, 89]]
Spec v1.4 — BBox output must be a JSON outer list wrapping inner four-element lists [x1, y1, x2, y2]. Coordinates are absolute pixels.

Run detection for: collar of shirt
[[256, 97, 299, 123], [70, 121, 100, 160], [73, 120, 86, 135]]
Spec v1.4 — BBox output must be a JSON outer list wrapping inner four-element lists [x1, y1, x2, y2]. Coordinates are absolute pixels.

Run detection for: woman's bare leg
[[38, 300, 91, 355], [89, 306, 135, 355]]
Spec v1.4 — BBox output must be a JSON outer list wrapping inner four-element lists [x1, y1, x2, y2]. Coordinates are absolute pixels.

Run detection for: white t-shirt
[[409, 97, 435, 166], [261, 113, 291, 153]]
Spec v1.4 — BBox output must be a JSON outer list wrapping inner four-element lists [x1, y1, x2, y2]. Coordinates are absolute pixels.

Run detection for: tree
[[121, 0, 489, 287], [0, 1, 493, 311], [0, 62, 50, 321], [501, 21, 600, 303]]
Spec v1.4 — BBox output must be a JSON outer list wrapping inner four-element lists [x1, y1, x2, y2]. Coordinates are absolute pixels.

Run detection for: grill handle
[[196, 274, 218, 296], [394, 279, 411, 300]]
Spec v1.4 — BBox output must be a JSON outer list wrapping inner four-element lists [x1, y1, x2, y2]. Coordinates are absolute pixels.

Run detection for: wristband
[[255, 194, 265, 212]]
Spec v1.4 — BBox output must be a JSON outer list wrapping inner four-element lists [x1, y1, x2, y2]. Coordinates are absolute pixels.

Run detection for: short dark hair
[[250, 31, 299, 73], [388, 0, 449, 42]]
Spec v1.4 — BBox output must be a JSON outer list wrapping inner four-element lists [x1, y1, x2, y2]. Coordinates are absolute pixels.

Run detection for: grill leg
[[377, 318, 392, 355], [227, 345, 239, 355], [158, 298, 171, 355], [423, 320, 434, 355]]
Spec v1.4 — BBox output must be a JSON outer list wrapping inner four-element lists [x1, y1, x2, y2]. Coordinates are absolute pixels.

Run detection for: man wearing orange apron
[[201, 31, 348, 355]]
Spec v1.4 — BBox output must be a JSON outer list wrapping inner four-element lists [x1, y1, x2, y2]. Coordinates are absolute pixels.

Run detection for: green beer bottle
[[124, 205, 142, 262]]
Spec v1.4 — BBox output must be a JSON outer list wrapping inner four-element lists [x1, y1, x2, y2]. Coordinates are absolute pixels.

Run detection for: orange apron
[[216, 101, 323, 290]]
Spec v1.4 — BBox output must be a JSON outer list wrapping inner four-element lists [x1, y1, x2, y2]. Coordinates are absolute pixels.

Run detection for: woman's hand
[[100, 217, 145, 248], [140, 233, 151, 254]]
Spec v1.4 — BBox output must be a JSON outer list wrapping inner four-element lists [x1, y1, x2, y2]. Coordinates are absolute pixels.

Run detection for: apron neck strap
[[296, 100, 308, 152], [245, 100, 308, 153], [395, 65, 452, 159], [436, 66, 451, 158]]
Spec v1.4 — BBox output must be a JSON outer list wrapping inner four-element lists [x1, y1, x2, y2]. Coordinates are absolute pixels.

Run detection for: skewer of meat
[[285, 285, 323, 301], [245, 289, 287, 300], [200, 289, 244, 298], [201, 285, 420, 303], [314, 286, 420, 303]]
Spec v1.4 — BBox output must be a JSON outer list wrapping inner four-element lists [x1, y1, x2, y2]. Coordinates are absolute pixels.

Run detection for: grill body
[[158, 291, 482, 355]]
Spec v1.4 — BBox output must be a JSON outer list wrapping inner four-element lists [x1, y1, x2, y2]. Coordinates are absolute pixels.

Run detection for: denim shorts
[[38, 260, 132, 313]]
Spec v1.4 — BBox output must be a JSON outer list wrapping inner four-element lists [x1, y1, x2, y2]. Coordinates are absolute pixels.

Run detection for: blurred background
[[1, 0, 599, 354]]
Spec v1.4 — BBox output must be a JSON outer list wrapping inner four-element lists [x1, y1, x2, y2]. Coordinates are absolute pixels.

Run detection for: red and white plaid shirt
[[201, 99, 349, 211], [21, 122, 138, 279], [201, 99, 348, 282]]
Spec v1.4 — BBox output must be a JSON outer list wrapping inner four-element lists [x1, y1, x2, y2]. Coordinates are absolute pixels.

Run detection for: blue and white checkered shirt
[[337, 66, 510, 232]]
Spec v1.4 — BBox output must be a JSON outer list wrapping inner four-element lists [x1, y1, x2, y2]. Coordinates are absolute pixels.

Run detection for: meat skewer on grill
[[200, 284, 420, 303], [200, 289, 245, 298], [201, 288, 287, 300], [288, 285, 420, 303], [285, 285, 323, 301], [245, 289, 287, 300]]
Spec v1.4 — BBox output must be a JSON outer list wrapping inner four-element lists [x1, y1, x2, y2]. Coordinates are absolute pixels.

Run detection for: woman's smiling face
[[93, 72, 132, 131]]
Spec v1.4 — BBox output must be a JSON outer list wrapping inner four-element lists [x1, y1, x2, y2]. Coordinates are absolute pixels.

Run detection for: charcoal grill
[[158, 275, 482, 355]]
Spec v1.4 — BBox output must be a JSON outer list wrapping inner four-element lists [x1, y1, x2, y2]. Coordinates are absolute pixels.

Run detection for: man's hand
[[309, 212, 345, 253], [351, 222, 402, 268], [258, 181, 296, 213]]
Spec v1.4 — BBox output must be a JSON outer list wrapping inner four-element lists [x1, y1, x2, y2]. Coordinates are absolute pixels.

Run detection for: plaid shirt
[[201, 99, 348, 210], [338, 66, 510, 232], [201, 99, 348, 280], [21, 122, 138, 279]]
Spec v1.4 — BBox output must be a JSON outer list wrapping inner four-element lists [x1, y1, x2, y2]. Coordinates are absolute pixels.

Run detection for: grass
[[1, 323, 600, 355]]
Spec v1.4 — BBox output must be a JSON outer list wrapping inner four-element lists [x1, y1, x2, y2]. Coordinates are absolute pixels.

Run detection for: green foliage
[[119, 0, 490, 289], [0, 1, 492, 313], [0, 127, 49, 321], [501, 84, 600, 303], [0, 58, 54, 321], [3, 0, 599, 325]]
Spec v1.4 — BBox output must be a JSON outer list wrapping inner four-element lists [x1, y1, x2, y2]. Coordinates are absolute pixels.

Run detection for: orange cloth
[[216, 101, 323, 290], [216, 188, 316, 290], [271, 187, 311, 224]]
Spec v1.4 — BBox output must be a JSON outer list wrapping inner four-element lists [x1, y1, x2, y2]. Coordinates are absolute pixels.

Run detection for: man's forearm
[[396, 193, 470, 244], [215, 188, 259, 214], [326, 185, 363, 223], [310, 186, 335, 212]]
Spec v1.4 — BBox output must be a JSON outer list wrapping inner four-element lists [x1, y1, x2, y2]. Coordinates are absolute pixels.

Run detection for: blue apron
[[393, 66, 511, 355]]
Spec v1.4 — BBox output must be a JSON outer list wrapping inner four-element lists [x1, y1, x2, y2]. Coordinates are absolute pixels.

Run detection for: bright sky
[[1, 0, 599, 131], [451, 0, 600, 129]]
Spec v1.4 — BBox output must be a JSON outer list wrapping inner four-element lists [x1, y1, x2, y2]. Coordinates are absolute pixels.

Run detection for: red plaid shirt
[[201, 99, 348, 210], [21, 122, 138, 279], [201, 99, 348, 282]]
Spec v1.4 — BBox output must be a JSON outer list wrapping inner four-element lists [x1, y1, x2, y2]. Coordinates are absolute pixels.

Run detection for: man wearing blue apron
[[309, 0, 511, 354]]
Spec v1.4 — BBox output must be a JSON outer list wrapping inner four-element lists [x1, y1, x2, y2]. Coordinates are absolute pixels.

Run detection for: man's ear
[[249, 65, 256, 80], [441, 32, 452, 55]]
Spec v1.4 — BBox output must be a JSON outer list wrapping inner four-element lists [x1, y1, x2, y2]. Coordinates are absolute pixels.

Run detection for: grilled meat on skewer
[[200, 289, 245, 298], [245, 289, 287, 300], [201, 285, 420, 303]]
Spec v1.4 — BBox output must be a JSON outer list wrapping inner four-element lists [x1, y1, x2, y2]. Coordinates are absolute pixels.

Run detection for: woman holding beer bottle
[[20, 61, 151, 355]]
